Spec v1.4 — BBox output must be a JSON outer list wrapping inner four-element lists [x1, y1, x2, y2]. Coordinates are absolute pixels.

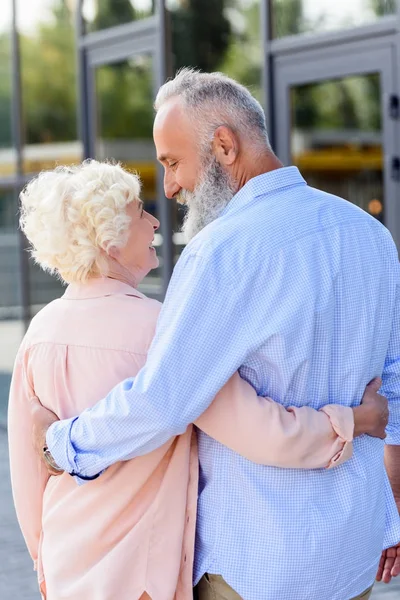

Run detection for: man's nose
[[164, 172, 181, 200]]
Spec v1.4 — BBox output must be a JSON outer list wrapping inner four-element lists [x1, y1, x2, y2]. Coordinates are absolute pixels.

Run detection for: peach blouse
[[8, 278, 354, 600]]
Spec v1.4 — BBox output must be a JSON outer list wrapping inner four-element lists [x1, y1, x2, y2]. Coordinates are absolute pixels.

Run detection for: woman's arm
[[8, 348, 49, 592], [195, 373, 383, 469]]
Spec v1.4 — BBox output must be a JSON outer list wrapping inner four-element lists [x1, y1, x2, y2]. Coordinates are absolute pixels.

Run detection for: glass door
[[90, 51, 163, 298], [274, 39, 400, 246], [83, 13, 173, 300]]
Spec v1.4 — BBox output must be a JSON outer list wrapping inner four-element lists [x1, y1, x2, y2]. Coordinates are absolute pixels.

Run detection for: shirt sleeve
[[195, 371, 354, 469], [47, 244, 319, 478], [8, 348, 50, 574], [382, 282, 400, 445], [47, 250, 254, 477]]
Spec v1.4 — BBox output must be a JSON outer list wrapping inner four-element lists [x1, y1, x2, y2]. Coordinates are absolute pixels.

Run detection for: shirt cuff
[[46, 417, 79, 474], [46, 418, 104, 485], [319, 405, 354, 469]]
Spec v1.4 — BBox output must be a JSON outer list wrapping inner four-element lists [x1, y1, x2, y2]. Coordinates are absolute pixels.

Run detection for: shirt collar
[[63, 277, 147, 300], [223, 166, 307, 216]]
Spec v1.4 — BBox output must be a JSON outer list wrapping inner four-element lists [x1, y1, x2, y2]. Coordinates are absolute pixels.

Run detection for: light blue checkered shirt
[[48, 167, 400, 600]]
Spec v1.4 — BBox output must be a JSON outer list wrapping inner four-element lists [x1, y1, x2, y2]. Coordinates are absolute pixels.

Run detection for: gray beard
[[177, 158, 236, 242]]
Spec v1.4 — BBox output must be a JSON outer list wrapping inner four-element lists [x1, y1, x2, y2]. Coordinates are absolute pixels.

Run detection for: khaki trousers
[[195, 574, 373, 600]]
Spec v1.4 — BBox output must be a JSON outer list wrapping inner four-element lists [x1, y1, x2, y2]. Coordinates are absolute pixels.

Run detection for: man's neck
[[235, 151, 284, 192]]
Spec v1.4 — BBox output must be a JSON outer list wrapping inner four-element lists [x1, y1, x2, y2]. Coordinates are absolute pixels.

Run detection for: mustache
[[176, 189, 192, 205]]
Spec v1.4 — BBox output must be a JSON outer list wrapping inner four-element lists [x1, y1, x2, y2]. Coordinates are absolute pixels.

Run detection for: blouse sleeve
[[195, 372, 353, 469], [8, 348, 49, 584]]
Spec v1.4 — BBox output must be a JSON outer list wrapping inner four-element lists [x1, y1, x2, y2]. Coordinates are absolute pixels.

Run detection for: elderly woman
[[8, 160, 383, 600]]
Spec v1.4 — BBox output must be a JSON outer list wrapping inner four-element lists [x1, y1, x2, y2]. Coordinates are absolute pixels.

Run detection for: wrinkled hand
[[29, 396, 62, 476], [353, 378, 388, 439], [376, 543, 400, 584]]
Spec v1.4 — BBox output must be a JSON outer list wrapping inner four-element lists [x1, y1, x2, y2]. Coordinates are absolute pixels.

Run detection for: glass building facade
[[0, 0, 400, 418]]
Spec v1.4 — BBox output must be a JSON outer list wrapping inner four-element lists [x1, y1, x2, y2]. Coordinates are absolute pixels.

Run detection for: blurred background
[[1, 0, 400, 420], [0, 1, 400, 597]]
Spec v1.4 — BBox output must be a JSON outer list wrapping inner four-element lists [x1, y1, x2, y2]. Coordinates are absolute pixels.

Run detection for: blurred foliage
[[96, 56, 154, 139], [272, 0, 305, 37], [293, 75, 381, 132], [0, 34, 13, 148], [169, 0, 231, 73], [0, 0, 394, 150], [168, 0, 262, 101], [92, 0, 135, 30], [88, 0, 155, 32], [19, 0, 77, 144], [270, 0, 383, 131], [273, 0, 397, 37], [370, 0, 397, 16]]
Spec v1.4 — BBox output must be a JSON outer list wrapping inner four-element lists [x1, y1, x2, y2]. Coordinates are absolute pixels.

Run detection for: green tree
[[93, 0, 135, 30], [0, 34, 13, 148], [170, 0, 231, 73], [96, 58, 154, 139], [20, 0, 77, 144], [217, 2, 262, 101], [272, 0, 305, 38], [20, 0, 157, 144], [370, 0, 397, 16]]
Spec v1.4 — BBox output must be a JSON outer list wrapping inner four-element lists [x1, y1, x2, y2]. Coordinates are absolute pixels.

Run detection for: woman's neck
[[103, 258, 142, 289]]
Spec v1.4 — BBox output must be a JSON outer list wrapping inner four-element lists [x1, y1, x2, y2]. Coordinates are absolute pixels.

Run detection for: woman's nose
[[152, 215, 160, 231], [146, 212, 160, 231]]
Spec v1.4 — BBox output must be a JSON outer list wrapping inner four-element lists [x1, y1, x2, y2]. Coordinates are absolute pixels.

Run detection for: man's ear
[[213, 125, 239, 167]]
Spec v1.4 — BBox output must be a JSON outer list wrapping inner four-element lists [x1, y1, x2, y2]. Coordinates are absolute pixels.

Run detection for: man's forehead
[[154, 97, 195, 138], [153, 98, 194, 158]]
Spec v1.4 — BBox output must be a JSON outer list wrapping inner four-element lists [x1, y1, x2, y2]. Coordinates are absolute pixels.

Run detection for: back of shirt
[[193, 169, 400, 600]]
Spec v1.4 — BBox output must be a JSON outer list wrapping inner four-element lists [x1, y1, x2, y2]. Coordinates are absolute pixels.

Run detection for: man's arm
[[47, 250, 259, 477], [377, 282, 400, 583], [44, 243, 378, 480]]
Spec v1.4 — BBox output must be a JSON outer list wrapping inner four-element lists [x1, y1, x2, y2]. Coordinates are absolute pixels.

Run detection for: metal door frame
[[273, 34, 400, 245], [75, 0, 173, 294]]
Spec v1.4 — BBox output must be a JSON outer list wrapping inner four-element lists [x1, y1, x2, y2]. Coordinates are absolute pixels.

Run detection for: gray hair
[[154, 68, 271, 155]]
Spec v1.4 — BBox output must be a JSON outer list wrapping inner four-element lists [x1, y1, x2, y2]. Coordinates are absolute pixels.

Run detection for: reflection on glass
[[291, 74, 383, 221], [0, 188, 23, 423], [17, 0, 80, 313], [83, 0, 155, 32], [166, 0, 262, 260], [95, 55, 162, 297], [0, 188, 17, 232], [272, 0, 396, 38], [28, 260, 64, 316], [0, 1, 16, 178], [17, 0, 82, 174], [167, 0, 261, 100]]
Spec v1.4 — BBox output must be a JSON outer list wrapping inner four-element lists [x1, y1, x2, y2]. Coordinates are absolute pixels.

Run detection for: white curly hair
[[19, 160, 141, 284]]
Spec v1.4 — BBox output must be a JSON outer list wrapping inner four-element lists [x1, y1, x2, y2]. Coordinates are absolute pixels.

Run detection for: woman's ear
[[106, 246, 120, 260]]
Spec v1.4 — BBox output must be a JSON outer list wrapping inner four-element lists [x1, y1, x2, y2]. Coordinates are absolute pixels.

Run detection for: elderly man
[[32, 69, 400, 599]]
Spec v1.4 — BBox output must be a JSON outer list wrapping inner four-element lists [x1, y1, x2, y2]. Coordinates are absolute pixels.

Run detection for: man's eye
[[169, 162, 177, 169]]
